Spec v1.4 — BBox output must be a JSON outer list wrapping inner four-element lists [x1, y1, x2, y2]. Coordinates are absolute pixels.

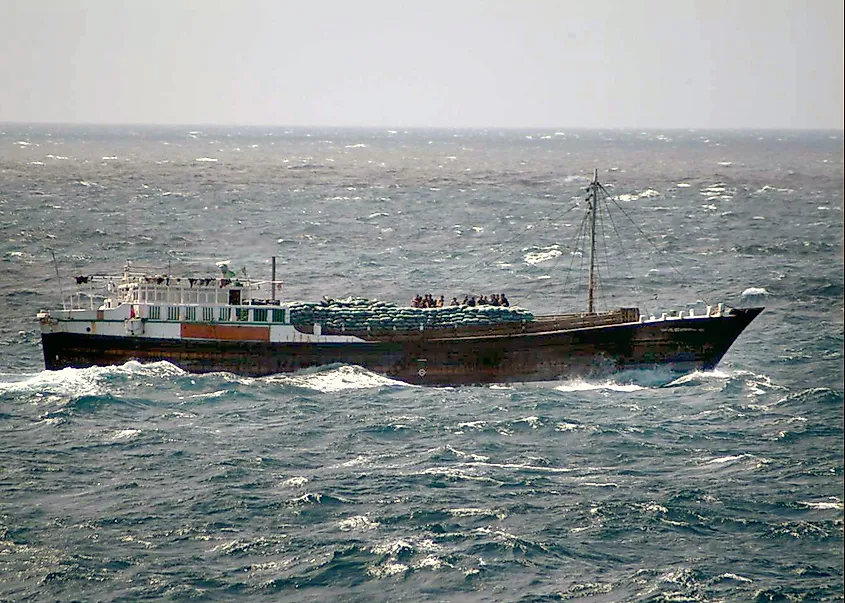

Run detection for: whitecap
[[338, 515, 380, 531], [456, 421, 486, 430], [524, 247, 562, 265], [413, 555, 452, 570], [514, 416, 542, 428], [616, 189, 661, 202], [754, 185, 794, 195], [798, 500, 843, 510], [445, 445, 489, 461], [465, 461, 573, 474], [706, 454, 750, 464], [194, 157, 218, 162], [555, 421, 586, 432], [448, 507, 503, 519], [741, 287, 769, 298], [111, 429, 141, 441], [188, 389, 228, 400], [280, 476, 308, 488], [716, 573, 753, 583], [366, 562, 408, 578]]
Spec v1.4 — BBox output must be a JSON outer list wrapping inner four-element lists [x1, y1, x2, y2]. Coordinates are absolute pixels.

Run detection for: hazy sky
[[1, 0, 842, 129]]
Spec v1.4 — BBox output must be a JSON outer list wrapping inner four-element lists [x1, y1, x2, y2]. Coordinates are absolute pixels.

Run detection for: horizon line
[[1, 120, 843, 133]]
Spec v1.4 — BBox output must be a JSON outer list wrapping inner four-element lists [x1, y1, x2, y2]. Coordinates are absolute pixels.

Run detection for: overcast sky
[[1, 0, 842, 129]]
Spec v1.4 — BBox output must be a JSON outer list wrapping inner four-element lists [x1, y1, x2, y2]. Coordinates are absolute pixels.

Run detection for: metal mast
[[587, 168, 599, 314]]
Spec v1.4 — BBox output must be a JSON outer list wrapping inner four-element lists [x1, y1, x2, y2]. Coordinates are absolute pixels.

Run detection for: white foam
[[281, 476, 308, 488], [448, 507, 504, 519], [555, 422, 586, 432], [1, 361, 185, 401], [754, 185, 794, 194], [270, 365, 408, 392], [420, 467, 502, 483], [555, 380, 644, 392], [741, 287, 768, 297], [338, 515, 380, 531], [188, 389, 228, 400], [111, 429, 141, 441], [194, 157, 218, 162], [456, 421, 486, 430], [664, 369, 731, 387], [413, 555, 452, 570], [706, 454, 750, 464], [366, 562, 408, 577], [515, 416, 542, 428], [798, 500, 843, 510], [464, 461, 574, 474], [0, 367, 102, 398], [445, 445, 489, 461], [523, 246, 562, 265], [717, 573, 753, 583], [616, 189, 661, 202]]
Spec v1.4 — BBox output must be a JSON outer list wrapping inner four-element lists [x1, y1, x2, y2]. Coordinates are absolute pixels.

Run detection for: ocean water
[[0, 126, 842, 602]]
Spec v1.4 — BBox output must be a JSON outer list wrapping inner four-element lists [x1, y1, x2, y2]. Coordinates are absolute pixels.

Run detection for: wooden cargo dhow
[[38, 172, 763, 385]]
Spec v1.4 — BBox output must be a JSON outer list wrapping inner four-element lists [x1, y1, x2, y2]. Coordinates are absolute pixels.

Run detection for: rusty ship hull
[[41, 307, 762, 385]]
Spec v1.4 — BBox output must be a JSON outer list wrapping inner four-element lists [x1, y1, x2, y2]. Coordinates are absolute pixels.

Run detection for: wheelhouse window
[[228, 289, 241, 305]]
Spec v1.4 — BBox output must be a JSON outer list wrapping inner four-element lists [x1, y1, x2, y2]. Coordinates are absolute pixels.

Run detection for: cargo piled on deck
[[287, 297, 534, 332]]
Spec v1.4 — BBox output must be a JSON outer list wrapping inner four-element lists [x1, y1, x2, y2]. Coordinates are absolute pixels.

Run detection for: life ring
[[417, 368, 426, 377]]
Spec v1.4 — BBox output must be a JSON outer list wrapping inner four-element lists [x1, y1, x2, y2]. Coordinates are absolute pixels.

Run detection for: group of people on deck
[[411, 293, 510, 308]]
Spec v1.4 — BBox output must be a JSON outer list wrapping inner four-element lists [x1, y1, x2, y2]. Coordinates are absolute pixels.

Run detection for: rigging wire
[[597, 193, 614, 311], [420, 171, 701, 314], [547, 199, 591, 312], [600, 185, 650, 315], [433, 199, 583, 297], [597, 181, 698, 299]]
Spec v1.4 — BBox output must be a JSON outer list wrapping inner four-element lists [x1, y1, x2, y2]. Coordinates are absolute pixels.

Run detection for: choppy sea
[[0, 126, 843, 602]]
